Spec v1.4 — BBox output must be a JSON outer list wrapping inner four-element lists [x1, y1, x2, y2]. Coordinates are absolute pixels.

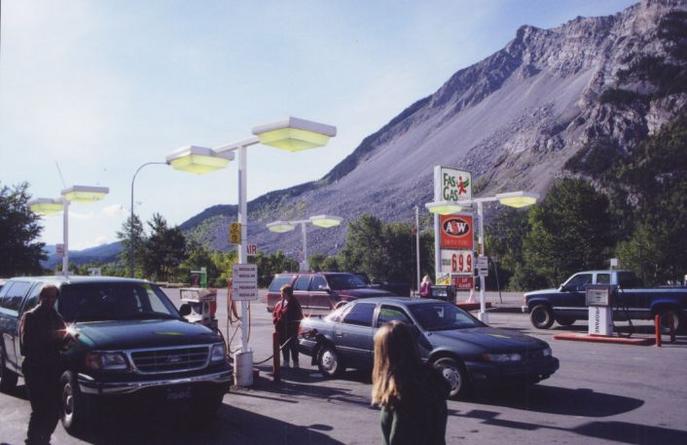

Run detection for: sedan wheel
[[530, 305, 554, 329], [317, 345, 343, 377], [433, 357, 468, 399]]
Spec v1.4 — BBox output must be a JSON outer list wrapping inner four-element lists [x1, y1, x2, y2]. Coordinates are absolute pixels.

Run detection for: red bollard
[[272, 331, 281, 382], [655, 314, 662, 347]]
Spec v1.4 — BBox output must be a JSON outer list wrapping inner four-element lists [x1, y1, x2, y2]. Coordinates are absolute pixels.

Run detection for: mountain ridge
[[66, 0, 687, 263]]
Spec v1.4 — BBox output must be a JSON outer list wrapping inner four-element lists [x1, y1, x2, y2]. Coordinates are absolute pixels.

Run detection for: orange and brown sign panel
[[439, 214, 474, 250]]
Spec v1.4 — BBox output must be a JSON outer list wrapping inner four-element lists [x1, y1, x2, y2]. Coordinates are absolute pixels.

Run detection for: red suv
[[266, 272, 394, 312]]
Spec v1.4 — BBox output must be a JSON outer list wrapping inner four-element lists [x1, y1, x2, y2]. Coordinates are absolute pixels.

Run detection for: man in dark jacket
[[20, 284, 67, 445], [272, 284, 303, 368]]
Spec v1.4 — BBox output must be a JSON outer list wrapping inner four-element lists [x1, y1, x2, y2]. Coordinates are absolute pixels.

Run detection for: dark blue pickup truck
[[0, 276, 231, 433], [522, 270, 687, 331]]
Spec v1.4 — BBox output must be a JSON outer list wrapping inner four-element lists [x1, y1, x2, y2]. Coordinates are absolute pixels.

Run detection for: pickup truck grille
[[129, 346, 210, 374]]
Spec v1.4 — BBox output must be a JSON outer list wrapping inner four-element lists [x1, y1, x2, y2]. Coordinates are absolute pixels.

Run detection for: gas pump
[[586, 284, 615, 336], [179, 287, 218, 332]]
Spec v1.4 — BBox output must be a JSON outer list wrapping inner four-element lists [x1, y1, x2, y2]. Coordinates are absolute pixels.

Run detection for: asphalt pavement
[[1, 289, 685, 445]]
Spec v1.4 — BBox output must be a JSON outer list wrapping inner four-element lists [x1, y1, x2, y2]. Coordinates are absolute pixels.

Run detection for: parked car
[[522, 270, 687, 331], [298, 297, 559, 398], [266, 272, 395, 312], [0, 276, 232, 432]]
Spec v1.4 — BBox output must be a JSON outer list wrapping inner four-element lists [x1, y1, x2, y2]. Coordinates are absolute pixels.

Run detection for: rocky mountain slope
[[176, 0, 687, 259]]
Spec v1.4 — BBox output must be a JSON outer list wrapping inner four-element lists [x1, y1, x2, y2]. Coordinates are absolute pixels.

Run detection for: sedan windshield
[[58, 282, 180, 322], [326, 274, 368, 290], [409, 302, 482, 331]]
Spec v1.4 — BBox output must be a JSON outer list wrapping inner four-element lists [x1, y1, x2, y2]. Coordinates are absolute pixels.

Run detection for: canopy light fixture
[[309, 214, 343, 228], [252, 117, 337, 152], [496, 191, 539, 208], [166, 145, 235, 175], [425, 200, 466, 215], [61, 185, 109, 202], [29, 198, 64, 215], [266, 220, 296, 233]]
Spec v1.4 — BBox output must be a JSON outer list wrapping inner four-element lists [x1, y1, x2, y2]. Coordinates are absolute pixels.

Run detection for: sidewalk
[[455, 290, 525, 313]]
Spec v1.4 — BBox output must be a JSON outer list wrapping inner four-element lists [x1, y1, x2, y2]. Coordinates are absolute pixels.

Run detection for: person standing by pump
[[419, 274, 433, 298], [20, 284, 68, 445], [272, 284, 303, 368], [372, 321, 449, 445]]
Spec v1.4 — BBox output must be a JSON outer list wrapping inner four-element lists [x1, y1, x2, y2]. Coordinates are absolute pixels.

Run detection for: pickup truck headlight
[[85, 351, 128, 370], [210, 343, 226, 363], [482, 353, 523, 362]]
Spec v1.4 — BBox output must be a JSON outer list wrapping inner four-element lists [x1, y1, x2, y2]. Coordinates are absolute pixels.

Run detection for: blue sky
[[0, 0, 635, 250]]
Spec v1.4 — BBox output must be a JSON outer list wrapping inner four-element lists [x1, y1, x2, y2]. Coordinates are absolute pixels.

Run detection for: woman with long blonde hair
[[371, 321, 449, 445]]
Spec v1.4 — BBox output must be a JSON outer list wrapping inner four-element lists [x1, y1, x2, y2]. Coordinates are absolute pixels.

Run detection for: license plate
[[166, 386, 192, 400]]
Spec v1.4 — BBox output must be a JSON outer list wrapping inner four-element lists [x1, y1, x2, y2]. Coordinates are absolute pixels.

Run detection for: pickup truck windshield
[[58, 283, 179, 322], [326, 274, 368, 290], [409, 302, 481, 331]]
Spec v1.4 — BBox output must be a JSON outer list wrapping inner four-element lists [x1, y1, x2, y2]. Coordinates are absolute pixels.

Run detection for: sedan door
[[375, 304, 433, 359], [336, 302, 376, 368]]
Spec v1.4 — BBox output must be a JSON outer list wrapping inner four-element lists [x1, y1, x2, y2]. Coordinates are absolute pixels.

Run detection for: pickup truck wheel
[[317, 344, 343, 377], [530, 305, 554, 329], [556, 316, 575, 326], [658, 308, 681, 333], [0, 346, 18, 393], [433, 357, 469, 399], [60, 370, 93, 433]]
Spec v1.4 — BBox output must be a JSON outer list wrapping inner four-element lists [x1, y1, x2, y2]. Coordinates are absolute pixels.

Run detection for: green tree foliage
[[210, 250, 237, 287], [522, 178, 615, 287], [142, 213, 187, 282], [309, 254, 340, 272], [340, 215, 386, 281], [321, 255, 341, 272], [611, 114, 687, 284], [308, 254, 327, 272], [484, 208, 537, 290], [339, 214, 433, 286], [178, 240, 220, 286], [253, 251, 298, 287], [0, 182, 46, 276], [116, 214, 145, 278]]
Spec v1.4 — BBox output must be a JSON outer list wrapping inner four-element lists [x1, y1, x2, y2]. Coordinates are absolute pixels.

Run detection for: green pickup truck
[[522, 270, 687, 331], [0, 276, 231, 432]]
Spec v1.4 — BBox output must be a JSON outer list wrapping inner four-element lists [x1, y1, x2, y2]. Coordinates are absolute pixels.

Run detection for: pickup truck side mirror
[[179, 303, 192, 317]]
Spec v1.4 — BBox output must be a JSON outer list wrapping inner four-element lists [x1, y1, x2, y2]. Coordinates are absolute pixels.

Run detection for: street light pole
[[166, 117, 337, 387], [237, 145, 249, 356], [301, 222, 308, 272], [477, 200, 487, 321], [415, 205, 420, 296], [30, 185, 109, 278], [62, 200, 69, 276], [267, 215, 342, 272], [130, 162, 168, 278]]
